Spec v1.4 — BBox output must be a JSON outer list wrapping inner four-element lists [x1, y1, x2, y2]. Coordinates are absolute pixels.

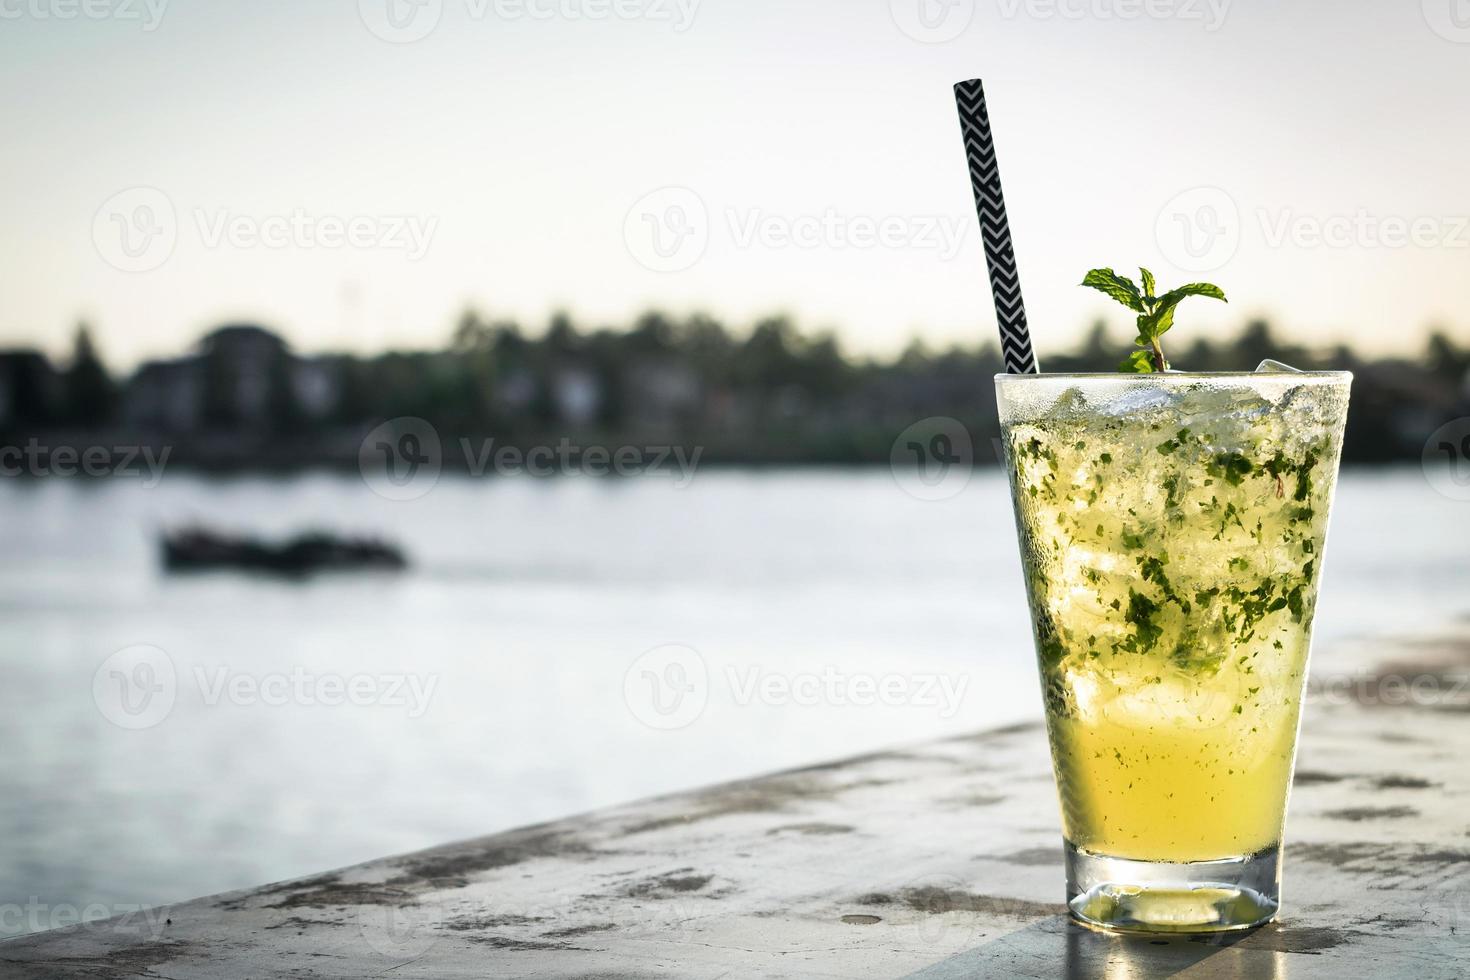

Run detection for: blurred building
[[126, 358, 204, 432], [622, 357, 702, 434], [123, 324, 342, 433], [200, 325, 285, 426], [0, 351, 59, 429], [551, 367, 602, 428]]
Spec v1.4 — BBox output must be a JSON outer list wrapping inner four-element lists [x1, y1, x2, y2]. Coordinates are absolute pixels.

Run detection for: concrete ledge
[[4, 633, 1468, 979]]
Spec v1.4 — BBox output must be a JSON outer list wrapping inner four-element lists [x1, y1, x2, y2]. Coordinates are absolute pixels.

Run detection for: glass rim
[[994, 371, 1352, 383]]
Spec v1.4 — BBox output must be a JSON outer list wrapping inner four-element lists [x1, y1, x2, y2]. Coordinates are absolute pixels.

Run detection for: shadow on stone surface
[[900, 916, 1302, 979]]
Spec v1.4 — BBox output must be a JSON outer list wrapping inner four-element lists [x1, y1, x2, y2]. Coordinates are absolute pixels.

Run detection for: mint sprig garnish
[[1080, 268, 1227, 372]]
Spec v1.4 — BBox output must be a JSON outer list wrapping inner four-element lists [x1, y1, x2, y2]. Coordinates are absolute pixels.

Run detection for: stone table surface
[[3, 631, 1468, 979]]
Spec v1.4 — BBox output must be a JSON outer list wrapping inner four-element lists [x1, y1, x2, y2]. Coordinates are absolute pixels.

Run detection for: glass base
[[1065, 841, 1280, 934]]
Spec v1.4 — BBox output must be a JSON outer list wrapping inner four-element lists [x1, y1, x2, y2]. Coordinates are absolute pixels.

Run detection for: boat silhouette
[[161, 527, 407, 576]]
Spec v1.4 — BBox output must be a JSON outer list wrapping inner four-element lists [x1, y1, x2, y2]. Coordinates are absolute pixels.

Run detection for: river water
[[0, 466, 1463, 932]]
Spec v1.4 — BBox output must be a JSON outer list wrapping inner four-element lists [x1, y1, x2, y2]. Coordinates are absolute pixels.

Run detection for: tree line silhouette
[[1, 311, 1465, 467]]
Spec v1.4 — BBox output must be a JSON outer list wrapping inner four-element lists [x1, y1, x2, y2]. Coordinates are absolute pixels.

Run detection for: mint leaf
[[1082, 268, 1228, 372], [1158, 282, 1227, 305], [1151, 285, 1226, 338], [1158, 305, 1180, 334], [1119, 349, 1154, 373], [1081, 269, 1145, 313], [1131, 306, 1174, 363]]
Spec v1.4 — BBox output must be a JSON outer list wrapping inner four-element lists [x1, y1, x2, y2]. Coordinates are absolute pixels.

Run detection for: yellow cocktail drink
[[997, 370, 1351, 932]]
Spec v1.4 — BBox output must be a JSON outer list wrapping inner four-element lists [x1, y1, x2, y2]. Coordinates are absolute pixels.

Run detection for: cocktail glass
[[995, 370, 1351, 933]]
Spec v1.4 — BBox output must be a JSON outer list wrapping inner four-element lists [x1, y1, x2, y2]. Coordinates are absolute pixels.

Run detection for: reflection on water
[[0, 467, 1464, 934]]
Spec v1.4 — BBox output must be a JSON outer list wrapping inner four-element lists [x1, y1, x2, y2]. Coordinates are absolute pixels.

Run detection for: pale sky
[[2, 0, 1468, 369]]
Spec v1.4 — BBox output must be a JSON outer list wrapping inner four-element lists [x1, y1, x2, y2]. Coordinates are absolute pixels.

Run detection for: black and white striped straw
[[953, 79, 1038, 374]]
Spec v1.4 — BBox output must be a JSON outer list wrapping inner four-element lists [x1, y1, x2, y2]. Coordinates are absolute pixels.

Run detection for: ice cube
[[1094, 386, 1182, 417], [1101, 671, 1238, 731], [1255, 359, 1303, 373], [1183, 388, 1277, 450], [1254, 359, 1322, 422], [1049, 386, 1091, 418]]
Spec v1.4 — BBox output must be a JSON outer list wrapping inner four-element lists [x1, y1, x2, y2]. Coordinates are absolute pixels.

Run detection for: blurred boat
[[161, 527, 407, 575]]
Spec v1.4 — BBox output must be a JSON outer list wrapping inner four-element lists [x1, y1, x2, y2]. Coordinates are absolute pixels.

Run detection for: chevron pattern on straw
[[954, 79, 1038, 375]]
